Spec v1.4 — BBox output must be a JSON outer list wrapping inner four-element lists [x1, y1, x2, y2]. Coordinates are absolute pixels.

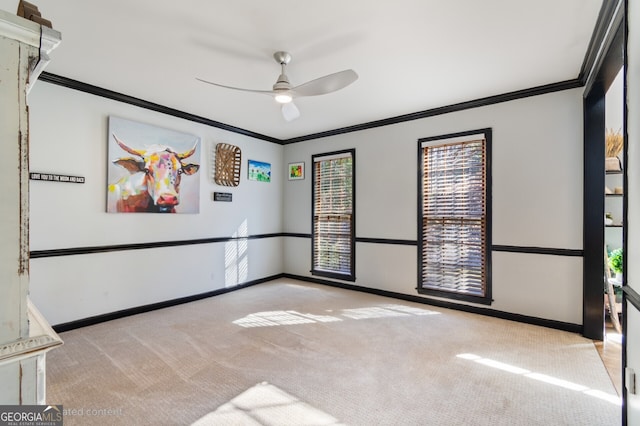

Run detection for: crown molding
[[37, 1, 620, 145], [38, 72, 281, 144], [40, 72, 583, 145], [0, 8, 40, 47], [579, 0, 624, 87]]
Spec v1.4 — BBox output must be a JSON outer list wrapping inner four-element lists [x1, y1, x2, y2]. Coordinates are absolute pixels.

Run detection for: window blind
[[421, 139, 487, 297], [312, 150, 354, 279]]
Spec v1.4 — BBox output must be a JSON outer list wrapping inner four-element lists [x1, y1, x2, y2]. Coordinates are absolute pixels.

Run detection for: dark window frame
[[417, 128, 492, 305], [311, 148, 356, 281]]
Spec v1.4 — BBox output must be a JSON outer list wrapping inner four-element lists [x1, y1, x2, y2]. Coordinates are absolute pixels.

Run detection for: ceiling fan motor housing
[[273, 74, 291, 91], [273, 52, 293, 91]]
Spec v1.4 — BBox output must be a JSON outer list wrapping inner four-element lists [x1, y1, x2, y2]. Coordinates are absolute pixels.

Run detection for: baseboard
[[53, 272, 582, 335], [52, 273, 285, 332], [281, 273, 583, 334]]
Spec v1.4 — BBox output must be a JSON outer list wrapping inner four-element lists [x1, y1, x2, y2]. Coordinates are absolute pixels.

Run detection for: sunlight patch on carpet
[[192, 382, 345, 426], [456, 353, 621, 406], [233, 304, 440, 328]]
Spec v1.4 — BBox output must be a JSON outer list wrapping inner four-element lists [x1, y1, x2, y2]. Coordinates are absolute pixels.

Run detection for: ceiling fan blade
[[196, 78, 274, 95], [281, 101, 300, 122], [293, 69, 358, 97]]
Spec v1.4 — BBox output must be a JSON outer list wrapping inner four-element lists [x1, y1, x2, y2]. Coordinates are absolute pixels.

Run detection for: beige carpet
[[192, 382, 345, 425], [46, 279, 621, 425]]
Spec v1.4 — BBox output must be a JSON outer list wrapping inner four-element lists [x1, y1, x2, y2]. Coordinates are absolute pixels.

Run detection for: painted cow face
[[112, 135, 199, 213]]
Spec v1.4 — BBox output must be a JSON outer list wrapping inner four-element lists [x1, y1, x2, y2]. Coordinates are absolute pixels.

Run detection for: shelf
[[606, 170, 623, 175], [605, 193, 624, 197], [606, 224, 623, 228], [608, 277, 623, 287]]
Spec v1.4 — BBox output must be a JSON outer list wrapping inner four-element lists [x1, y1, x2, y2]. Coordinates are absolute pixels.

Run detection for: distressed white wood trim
[[36, 354, 46, 404], [0, 300, 63, 366], [40, 26, 61, 54], [0, 336, 59, 365], [27, 26, 61, 94], [0, 10, 62, 94], [0, 9, 40, 47], [17, 40, 34, 338], [0, 11, 62, 403]]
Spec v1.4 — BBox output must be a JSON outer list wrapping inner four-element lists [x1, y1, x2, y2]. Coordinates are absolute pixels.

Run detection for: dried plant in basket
[[605, 128, 623, 158]]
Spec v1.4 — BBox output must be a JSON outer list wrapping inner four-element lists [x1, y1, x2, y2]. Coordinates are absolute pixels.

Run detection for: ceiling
[[1, 0, 604, 140]]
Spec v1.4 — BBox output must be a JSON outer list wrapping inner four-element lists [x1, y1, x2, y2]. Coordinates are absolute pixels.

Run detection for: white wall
[[27, 82, 283, 325], [283, 88, 584, 324], [27, 81, 586, 327], [606, 69, 624, 131]]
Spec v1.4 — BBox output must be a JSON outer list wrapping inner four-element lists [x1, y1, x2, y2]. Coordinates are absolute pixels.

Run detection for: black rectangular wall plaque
[[213, 192, 232, 202], [30, 172, 85, 183]]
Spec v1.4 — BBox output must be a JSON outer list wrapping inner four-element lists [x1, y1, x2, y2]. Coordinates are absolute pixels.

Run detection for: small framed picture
[[248, 159, 271, 182], [288, 162, 305, 180]]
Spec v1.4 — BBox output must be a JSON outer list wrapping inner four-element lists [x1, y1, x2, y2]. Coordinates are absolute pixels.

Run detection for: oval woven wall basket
[[214, 143, 242, 187]]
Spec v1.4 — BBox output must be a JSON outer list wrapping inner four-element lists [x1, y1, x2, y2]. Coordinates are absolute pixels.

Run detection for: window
[[312, 149, 355, 281], [418, 129, 491, 304]]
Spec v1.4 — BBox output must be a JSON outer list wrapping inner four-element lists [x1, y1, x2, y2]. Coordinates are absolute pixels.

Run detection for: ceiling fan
[[197, 51, 358, 122]]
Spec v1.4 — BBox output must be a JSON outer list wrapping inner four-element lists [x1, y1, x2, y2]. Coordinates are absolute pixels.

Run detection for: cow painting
[[107, 128, 201, 213]]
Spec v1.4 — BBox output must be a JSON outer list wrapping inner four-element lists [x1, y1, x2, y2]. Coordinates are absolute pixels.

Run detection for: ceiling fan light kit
[[274, 93, 293, 104], [197, 51, 358, 121]]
